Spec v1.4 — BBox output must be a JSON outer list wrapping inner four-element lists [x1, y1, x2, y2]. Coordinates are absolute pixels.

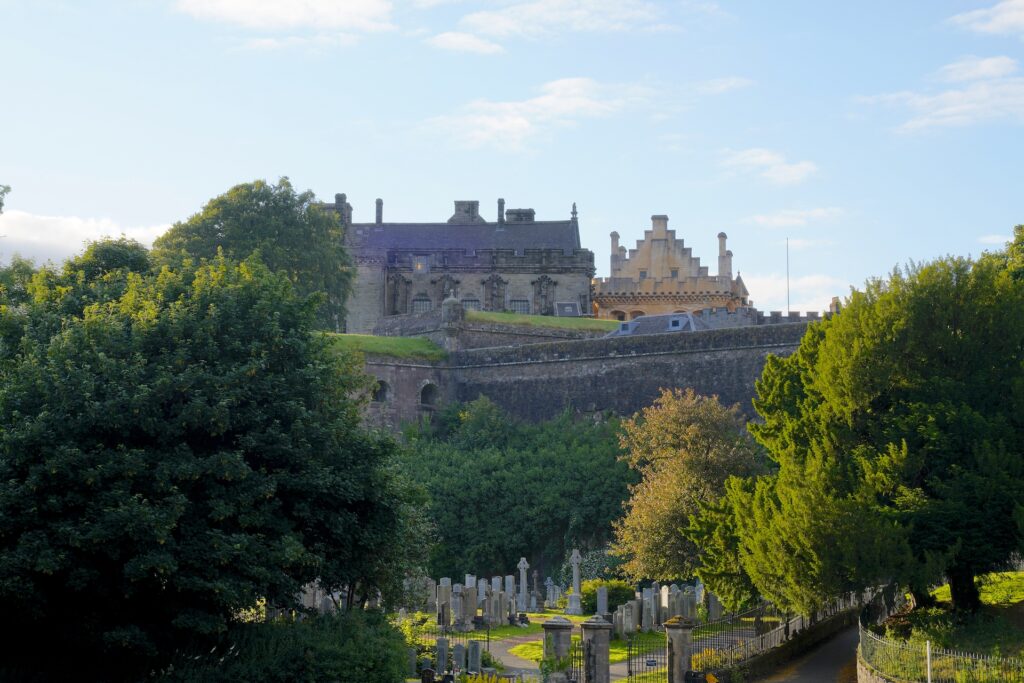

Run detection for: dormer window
[[413, 255, 430, 274]]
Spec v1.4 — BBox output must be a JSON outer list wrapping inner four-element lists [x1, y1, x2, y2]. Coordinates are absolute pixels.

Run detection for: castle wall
[[361, 323, 808, 428], [346, 261, 386, 334]]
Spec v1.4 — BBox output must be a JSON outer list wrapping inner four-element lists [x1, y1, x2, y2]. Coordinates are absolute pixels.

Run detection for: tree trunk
[[947, 564, 980, 611], [909, 588, 935, 609]]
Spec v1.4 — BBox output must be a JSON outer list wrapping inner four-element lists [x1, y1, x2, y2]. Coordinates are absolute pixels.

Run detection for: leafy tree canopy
[[705, 250, 1024, 613], [0, 184, 9, 213], [401, 398, 635, 578], [611, 388, 766, 588], [0, 244, 418, 679], [152, 178, 351, 330]]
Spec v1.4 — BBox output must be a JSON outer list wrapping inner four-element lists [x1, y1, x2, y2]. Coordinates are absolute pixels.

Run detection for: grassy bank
[[326, 333, 447, 361], [466, 310, 619, 332], [882, 571, 1024, 658]]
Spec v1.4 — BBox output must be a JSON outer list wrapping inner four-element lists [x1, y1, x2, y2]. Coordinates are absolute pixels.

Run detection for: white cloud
[[0, 210, 168, 265], [426, 77, 650, 150], [742, 272, 848, 314], [745, 207, 842, 228], [867, 79, 1024, 131], [697, 77, 753, 94], [461, 0, 662, 38], [949, 0, 1024, 38], [175, 0, 394, 32], [720, 148, 818, 185], [935, 55, 1018, 82], [979, 233, 1012, 245], [242, 33, 359, 50], [426, 31, 504, 54]]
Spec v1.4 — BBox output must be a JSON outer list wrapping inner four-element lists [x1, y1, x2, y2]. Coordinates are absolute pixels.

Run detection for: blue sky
[[2, 0, 1023, 312]]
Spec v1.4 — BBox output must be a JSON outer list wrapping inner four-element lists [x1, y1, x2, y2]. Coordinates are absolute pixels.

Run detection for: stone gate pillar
[[581, 615, 612, 683], [542, 616, 574, 660], [664, 616, 694, 683]]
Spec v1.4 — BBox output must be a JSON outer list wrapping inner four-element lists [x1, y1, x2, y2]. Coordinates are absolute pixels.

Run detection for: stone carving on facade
[[387, 272, 412, 315], [433, 274, 460, 301], [482, 273, 508, 312], [532, 275, 557, 316]]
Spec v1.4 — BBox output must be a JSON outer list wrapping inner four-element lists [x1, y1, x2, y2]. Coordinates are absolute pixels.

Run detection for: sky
[[1, 0, 1023, 313]]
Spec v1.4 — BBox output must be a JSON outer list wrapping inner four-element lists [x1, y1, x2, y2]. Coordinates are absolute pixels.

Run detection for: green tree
[[0, 250, 408, 679], [0, 254, 37, 307], [0, 184, 9, 213], [717, 254, 1024, 612], [401, 398, 634, 578], [611, 388, 765, 585], [152, 178, 351, 330]]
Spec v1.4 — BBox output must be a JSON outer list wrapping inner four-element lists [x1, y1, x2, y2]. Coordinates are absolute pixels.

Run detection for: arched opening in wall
[[372, 380, 390, 403], [630, 311, 646, 319], [610, 310, 626, 321], [420, 383, 439, 408]]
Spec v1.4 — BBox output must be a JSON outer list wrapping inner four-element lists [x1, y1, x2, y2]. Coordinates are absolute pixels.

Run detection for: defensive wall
[[362, 321, 809, 429]]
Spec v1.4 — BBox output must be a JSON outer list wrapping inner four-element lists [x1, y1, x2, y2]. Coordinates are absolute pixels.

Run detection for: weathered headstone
[[517, 557, 529, 612], [504, 574, 515, 596], [566, 548, 584, 615], [451, 584, 464, 631], [436, 637, 449, 673], [492, 576, 502, 594], [708, 592, 724, 621], [452, 643, 466, 671], [477, 578, 488, 606], [596, 585, 609, 615], [681, 588, 697, 621], [468, 640, 482, 673], [641, 596, 654, 632], [544, 577, 555, 608]]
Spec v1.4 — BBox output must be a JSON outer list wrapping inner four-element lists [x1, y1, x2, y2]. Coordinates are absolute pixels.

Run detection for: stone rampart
[[361, 322, 809, 427]]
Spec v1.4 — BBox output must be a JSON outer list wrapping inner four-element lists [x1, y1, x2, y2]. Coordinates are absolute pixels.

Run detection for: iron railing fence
[[689, 592, 863, 672], [859, 624, 1024, 683]]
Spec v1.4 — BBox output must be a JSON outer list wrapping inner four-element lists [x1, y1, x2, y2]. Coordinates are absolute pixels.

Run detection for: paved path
[[752, 625, 858, 683], [488, 634, 541, 675]]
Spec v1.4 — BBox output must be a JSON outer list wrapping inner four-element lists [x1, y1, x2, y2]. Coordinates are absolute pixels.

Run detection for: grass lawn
[[466, 310, 619, 332], [509, 631, 664, 665], [882, 571, 1024, 658], [325, 333, 447, 361]]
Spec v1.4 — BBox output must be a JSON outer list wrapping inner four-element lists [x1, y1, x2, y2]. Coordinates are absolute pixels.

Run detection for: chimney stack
[[375, 198, 383, 224], [718, 232, 732, 277], [498, 198, 505, 225]]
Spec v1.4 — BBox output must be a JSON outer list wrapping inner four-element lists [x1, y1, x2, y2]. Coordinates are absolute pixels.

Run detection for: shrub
[[159, 610, 407, 683], [577, 579, 636, 614]]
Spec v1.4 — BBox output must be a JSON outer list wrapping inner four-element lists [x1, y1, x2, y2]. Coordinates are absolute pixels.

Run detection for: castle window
[[412, 296, 433, 314], [420, 383, 439, 408], [461, 298, 482, 311], [413, 255, 430, 274], [639, 271, 647, 280], [670, 269, 679, 279], [610, 310, 626, 321], [372, 380, 390, 402], [509, 299, 530, 315]]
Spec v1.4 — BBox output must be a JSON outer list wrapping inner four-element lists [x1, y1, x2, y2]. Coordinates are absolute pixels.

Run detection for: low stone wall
[[716, 610, 859, 683], [857, 653, 893, 683]]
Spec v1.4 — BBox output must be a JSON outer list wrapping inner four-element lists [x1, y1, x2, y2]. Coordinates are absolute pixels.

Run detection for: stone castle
[[321, 193, 823, 428], [593, 214, 750, 320], [324, 195, 594, 334]]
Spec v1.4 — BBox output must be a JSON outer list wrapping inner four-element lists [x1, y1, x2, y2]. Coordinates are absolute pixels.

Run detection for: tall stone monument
[[517, 557, 529, 612], [566, 548, 584, 615]]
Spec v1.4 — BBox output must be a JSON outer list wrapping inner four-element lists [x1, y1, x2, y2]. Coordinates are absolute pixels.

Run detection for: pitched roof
[[348, 220, 582, 255]]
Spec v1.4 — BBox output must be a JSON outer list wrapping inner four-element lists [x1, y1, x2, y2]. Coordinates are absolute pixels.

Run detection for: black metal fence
[[566, 639, 584, 683], [626, 631, 668, 683]]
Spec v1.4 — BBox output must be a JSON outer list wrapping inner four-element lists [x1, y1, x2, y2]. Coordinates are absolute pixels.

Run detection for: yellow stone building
[[592, 214, 751, 320]]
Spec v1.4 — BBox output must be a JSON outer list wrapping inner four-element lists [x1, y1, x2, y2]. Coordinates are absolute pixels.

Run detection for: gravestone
[[477, 578, 488, 606], [708, 592, 724, 621], [517, 557, 529, 612], [468, 640, 482, 673], [566, 548, 584, 615], [452, 644, 466, 671], [436, 637, 449, 673], [544, 577, 555, 608], [504, 574, 515, 596], [492, 576, 502, 594], [641, 596, 654, 632], [426, 578, 437, 613], [596, 585, 608, 615]]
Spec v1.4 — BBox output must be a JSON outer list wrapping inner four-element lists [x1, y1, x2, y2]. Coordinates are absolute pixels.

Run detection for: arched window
[[630, 311, 646, 319], [420, 383, 439, 408], [372, 380, 390, 403]]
